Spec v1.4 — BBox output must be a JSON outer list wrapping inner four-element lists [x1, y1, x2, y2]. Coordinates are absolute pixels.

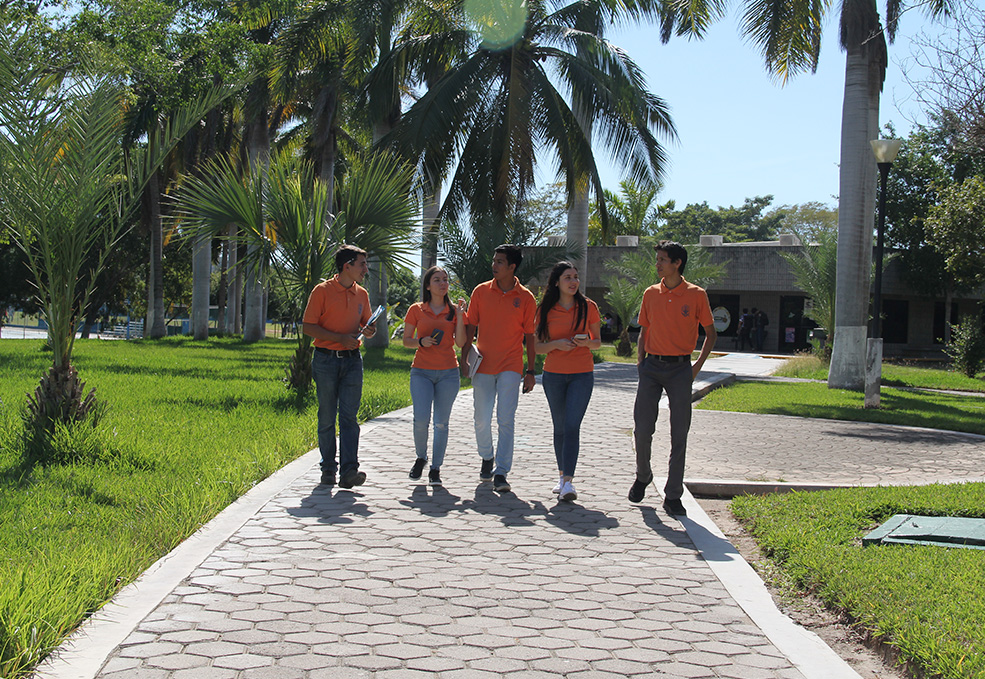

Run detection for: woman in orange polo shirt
[[403, 266, 467, 486], [534, 261, 602, 501]]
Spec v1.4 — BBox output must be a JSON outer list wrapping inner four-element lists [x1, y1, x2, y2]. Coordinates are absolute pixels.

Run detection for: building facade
[[528, 236, 984, 356]]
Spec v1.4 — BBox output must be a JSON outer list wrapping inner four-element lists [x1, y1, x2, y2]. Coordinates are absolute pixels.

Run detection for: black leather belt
[[647, 354, 690, 363], [315, 347, 360, 358]]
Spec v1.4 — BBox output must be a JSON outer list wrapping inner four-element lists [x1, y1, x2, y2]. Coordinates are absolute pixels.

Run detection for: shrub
[[945, 314, 985, 378]]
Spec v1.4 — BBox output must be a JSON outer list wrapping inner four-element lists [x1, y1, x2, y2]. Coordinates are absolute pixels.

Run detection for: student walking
[[629, 241, 717, 516], [534, 262, 602, 502], [465, 244, 537, 493], [302, 245, 378, 489], [402, 266, 467, 487]]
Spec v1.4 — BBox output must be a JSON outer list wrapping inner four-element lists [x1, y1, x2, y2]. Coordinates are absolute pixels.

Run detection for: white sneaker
[[551, 477, 563, 494], [559, 480, 577, 502]]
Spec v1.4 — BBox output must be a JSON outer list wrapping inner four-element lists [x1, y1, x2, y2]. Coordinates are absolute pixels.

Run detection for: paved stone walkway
[[40, 354, 985, 679]]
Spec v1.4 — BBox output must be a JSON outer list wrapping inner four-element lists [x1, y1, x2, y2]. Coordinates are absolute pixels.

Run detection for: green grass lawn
[[732, 485, 985, 679], [773, 353, 985, 392], [696, 381, 985, 435], [0, 337, 417, 677]]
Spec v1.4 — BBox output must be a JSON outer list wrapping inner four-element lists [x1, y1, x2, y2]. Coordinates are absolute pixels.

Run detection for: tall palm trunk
[[566, 98, 592, 280], [365, 120, 396, 348], [421, 171, 440, 273], [192, 104, 221, 340], [216, 241, 228, 332], [828, 46, 881, 389], [243, 82, 270, 343], [313, 84, 338, 196], [146, 169, 167, 338], [225, 230, 241, 334]]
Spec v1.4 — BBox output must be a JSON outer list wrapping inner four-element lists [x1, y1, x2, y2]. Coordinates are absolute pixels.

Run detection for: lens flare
[[463, 0, 528, 50]]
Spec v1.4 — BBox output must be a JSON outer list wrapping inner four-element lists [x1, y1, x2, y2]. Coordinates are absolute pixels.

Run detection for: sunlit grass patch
[[696, 381, 985, 435], [733, 484, 985, 679], [0, 336, 415, 677]]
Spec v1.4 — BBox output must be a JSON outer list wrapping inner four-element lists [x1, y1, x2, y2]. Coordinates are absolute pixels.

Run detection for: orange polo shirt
[[302, 276, 372, 350], [467, 278, 536, 375], [542, 299, 601, 374], [404, 302, 460, 371], [638, 278, 713, 356]]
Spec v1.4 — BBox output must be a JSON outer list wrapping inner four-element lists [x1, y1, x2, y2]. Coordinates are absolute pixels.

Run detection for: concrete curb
[[34, 445, 318, 679], [677, 487, 863, 679]]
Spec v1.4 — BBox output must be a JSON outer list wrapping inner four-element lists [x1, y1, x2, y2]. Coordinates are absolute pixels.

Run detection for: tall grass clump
[[0, 336, 415, 677]]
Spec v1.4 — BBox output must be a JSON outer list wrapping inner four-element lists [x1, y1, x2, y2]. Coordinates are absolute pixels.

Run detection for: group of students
[[301, 240, 716, 516]]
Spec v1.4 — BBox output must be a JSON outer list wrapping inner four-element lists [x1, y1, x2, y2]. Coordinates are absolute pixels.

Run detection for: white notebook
[[464, 344, 483, 378]]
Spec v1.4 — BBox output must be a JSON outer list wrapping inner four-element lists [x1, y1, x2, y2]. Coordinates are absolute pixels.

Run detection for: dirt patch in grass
[[697, 497, 910, 679]]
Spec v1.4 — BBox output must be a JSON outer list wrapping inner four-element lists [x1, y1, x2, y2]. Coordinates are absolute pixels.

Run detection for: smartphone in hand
[[430, 328, 444, 345]]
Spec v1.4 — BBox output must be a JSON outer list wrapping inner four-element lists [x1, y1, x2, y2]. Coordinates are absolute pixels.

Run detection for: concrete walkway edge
[[678, 488, 861, 679], [37, 442, 326, 679], [36, 392, 860, 679]]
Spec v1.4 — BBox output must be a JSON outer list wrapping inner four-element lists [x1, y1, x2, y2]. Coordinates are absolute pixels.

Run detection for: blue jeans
[[471, 371, 522, 477], [410, 367, 460, 469], [312, 350, 363, 477], [542, 371, 594, 477]]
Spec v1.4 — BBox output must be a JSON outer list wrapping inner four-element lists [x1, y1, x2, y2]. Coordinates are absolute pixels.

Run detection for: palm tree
[[781, 229, 838, 355], [0, 36, 231, 433], [391, 0, 676, 268], [438, 212, 583, 294], [674, 0, 949, 388], [271, 0, 353, 194], [174, 150, 417, 391], [590, 178, 665, 245]]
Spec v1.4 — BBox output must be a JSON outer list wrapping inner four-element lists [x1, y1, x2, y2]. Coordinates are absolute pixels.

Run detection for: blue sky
[[588, 10, 948, 212]]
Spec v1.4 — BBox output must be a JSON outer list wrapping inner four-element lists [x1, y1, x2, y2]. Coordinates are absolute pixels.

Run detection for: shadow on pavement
[[398, 484, 473, 517], [469, 485, 547, 526], [544, 501, 619, 536], [637, 505, 695, 550], [288, 486, 374, 524]]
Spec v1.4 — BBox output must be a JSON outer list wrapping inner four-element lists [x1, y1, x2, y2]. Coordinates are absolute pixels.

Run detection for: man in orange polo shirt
[[465, 244, 537, 493], [302, 245, 377, 489], [629, 241, 717, 516]]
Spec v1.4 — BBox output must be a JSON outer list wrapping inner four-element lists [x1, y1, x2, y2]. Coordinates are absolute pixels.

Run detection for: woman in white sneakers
[[534, 261, 601, 501]]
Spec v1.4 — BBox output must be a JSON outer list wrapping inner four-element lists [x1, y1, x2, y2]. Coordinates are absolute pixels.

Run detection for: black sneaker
[[628, 477, 651, 503], [493, 474, 511, 492], [339, 470, 367, 489], [409, 458, 426, 479], [479, 458, 494, 481], [663, 498, 687, 516], [320, 472, 336, 487], [428, 468, 442, 487]]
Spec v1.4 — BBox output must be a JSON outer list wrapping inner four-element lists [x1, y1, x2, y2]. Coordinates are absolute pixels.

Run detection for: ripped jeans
[[409, 366, 461, 469]]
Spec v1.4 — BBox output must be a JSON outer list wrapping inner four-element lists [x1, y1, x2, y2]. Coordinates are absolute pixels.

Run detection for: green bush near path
[[0, 337, 416, 678], [732, 485, 985, 679]]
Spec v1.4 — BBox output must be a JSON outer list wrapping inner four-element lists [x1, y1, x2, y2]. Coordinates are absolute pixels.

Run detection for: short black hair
[[654, 240, 688, 275], [494, 244, 523, 271], [335, 244, 367, 273]]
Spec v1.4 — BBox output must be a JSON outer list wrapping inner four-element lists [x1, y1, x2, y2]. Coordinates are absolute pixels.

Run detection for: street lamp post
[[869, 139, 902, 339], [865, 138, 902, 408]]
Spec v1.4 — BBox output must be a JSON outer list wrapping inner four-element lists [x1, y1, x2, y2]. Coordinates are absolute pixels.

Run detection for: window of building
[[882, 299, 909, 344]]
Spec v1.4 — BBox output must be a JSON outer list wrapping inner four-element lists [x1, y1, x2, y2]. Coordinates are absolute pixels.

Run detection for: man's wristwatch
[[525, 369, 535, 375]]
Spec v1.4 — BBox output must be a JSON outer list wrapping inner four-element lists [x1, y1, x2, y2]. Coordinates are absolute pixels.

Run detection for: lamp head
[[870, 139, 903, 164]]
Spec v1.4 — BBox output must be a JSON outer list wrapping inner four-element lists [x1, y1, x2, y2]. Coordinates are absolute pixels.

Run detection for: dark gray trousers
[[633, 356, 693, 501]]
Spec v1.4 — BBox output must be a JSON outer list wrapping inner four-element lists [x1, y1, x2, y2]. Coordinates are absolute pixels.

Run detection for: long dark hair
[[536, 261, 587, 341], [422, 266, 455, 321]]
